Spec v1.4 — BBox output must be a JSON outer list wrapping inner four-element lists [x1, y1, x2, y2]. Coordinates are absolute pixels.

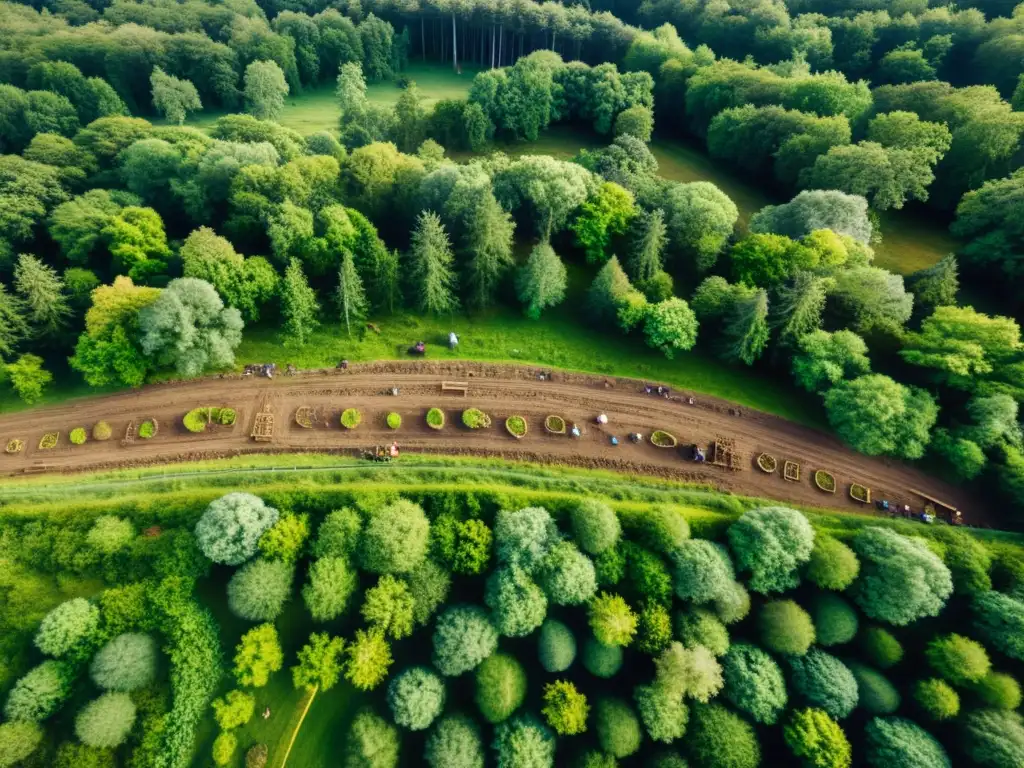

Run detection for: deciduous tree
[[244, 61, 289, 120]]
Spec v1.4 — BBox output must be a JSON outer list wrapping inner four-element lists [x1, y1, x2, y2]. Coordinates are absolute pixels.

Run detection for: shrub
[[494, 506, 559, 572], [650, 755, 688, 768], [362, 575, 415, 640], [69, 427, 87, 445], [35, 598, 100, 659], [594, 544, 626, 587], [961, 709, 1024, 768], [675, 608, 730, 657], [972, 591, 1024, 661], [303, 556, 358, 622], [670, 540, 735, 604], [386, 412, 401, 429], [655, 642, 723, 703], [344, 629, 392, 691], [475, 653, 527, 724], [183, 407, 208, 432], [359, 499, 430, 574], [258, 512, 310, 563], [462, 408, 491, 429], [404, 558, 451, 626], [578, 750, 619, 768], [194, 492, 279, 566], [722, 643, 787, 725], [212, 731, 236, 766], [227, 559, 293, 621], [90, 633, 157, 691], [85, 515, 134, 554], [864, 717, 950, 768], [246, 743, 268, 768], [787, 649, 859, 720], [75, 693, 136, 748], [807, 535, 860, 591], [425, 714, 483, 768], [53, 743, 115, 768], [636, 603, 673, 655], [345, 709, 399, 768], [727, 506, 814, 593], [485, 566, 547, 637], [313, 508, 362, 558], [536, 541, 597, 606], [219, 408, 236, 425], [914, 679, 960, 720], [810, 594, 858, 647], [138, 419, 156, 438], [569, 499, 621, 555], [621, 543, 673, 607], [341, 408, 362, 428], [636, 506, 690, 554], [92, 421, 112, 440], [972, 671, 1022, 710], [234, 624, 283, 688], [850, 527, 952, 626], [847, 661, 900, 714], [492, 714, 554, 767], [588, 592, 637, 647], [713, 581, 751, 625], [388, 666, 446, 731], [506, 415, 527, 436], [595, 698, 642, 758], [687, 703, 761, 768], [634, 683, 688, 743], [860, 626, 903, 668], [539, 619, 577, 673], [582, 637, 623, 678], [783, 708, 851, 768], [940, 529, 993, 596], [759, 600, 816, 656], [212, 690, 255, 730], [926, 633, 991, 686], [542, 680, 589, 735], [4, 661, 72, 722], [432, 605, 498, 676], [0, 722, 42, 767], [426, 408, 445, 428]]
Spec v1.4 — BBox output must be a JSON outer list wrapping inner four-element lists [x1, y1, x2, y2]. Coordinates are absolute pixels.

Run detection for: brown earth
[[0, 361, 987, 524]]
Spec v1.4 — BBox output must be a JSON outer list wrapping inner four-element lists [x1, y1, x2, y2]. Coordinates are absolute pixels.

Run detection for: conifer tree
[[464, 198, 515, 310], [280, 258, 319, 345], [628, 208, 666, 284], [0, 283, 29, 357], [335, 250, 368, 338], [408, 211, 458, 315], [516, 243, 567, 320], [14, 254, 70, 336]]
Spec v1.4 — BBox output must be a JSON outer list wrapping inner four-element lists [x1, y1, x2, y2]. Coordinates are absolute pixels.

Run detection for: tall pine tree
[[280, 258, 319, 346], [464, 198, 515, 310], [628, 208, 667, 284], [335, 250, 368, 339], [14, 254, 70, 336], [408, 211, 458, 315], [0, 282, 29, 358], [516, 242, 567, 320]]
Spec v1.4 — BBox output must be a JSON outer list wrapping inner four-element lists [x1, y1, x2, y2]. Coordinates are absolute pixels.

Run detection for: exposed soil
[[0, 362, 987, 524]]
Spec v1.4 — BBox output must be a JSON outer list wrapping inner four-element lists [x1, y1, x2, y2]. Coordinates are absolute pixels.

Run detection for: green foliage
[[759, 600, 816, 656], [449, 519, 492, 576], [194, 492, 279, 566], [345, 709, 399, 768], [90, 633, 157, 692], [589, 592, 637, 647], [35, 598, 99, 659], [783, 708, 851, 768], [0, 722, 42, 767], [212, 731, 237, 767], [962, 708, 1024, 768], [973, 591, 1024, 661], [386, 413, 401, 429], [494, 507, 559, 572], [851, 527, 953, 626], [824, 375, 937, 460], [595, 698, 642, 759], [280, 258, 319, 345], [728, 506, 814, 594], [432, 605, 497, 677], [913, 679, 960, 721], [687, 704, 760, 768], [572, 181, 636, 264], [582, 637, 624, 679], [303, 556, 358, 622], [345, 629, 392, 691], [404, 558, 451, 627], [539, 619, 577, 673], [244, 60, 289, 120], [670, 540, 735, 604], [425, 714, 483, 768], [674, 609, 729, 657], [792, 331, 870, 394], [516, 242, 567, 319], [722, 643, 787, 725], [972, 672, 1022, 710], [387, 666, 445, 731], [69, 427, 86, 445], [75, 693, 136, 748], [3, 661, 72, 723], [847, 661, 900, 714], [293, 633, 345, 693], [53, 743, 115, 768], [643, 298, 699, 359], [475, 653, 526, 724], [864, 717, 950, 768], [313, 508, 362, 558], [358, 499, 430, 574], [621, 543, 673, 607], [258, 513, 309, 564], [85, 515, 134, 554], [341, 408, 362, 429], [536, 541, 597, 606], [212, 690, 255, 731], [492, 714, 555, 768], [409, 210, 459, 314], [787, 649, 859, 720], [636, 603, 673, 655], [860, 626, 903, 669], [713, 581, 751, 625], [227, 559, 293, 621], [635, 683, 688, 744], [542, 680, 589, 736], [569, 500, 621, 556], [810, 594, 858, 647], [654, 642, 723, 703], [246, 743, 269, 768], [92, 421, 112, 441], [361, 575, 415, 640], [927, 634, 991, 686], [3, 354, 52, 405], [234, 624, 283, 688], [151, 67, 201, 125], [806, 536, 859, 592], [485, 566, 547, 638]]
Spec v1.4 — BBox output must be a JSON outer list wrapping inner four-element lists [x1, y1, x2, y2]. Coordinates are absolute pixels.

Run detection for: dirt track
[[0, 361, 986, 523]]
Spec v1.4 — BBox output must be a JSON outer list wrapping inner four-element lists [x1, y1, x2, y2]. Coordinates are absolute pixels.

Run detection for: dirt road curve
[[0, 361, 986, 523]]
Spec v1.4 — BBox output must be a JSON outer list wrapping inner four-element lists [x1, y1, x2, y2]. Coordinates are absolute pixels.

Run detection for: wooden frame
[[784, 461, 800, 482], [441, 381, 469, 396]]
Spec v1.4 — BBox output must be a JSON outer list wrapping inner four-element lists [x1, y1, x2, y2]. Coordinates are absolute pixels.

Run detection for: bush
[[536, 541, 597, 606], [758, 600, 816, 656], [810, 594, 858, 647], [194, 492, 279, 566], [475, 653, 526, 724], [388, 667, 446, 731], [783, 708, 851, 768], [727, 506, 814, 594], [654, 642, 723, 703], [914, 679, 960, 720], [569, 499, 621, 555], [722, 643, 787, 725], [539, 619, 577, 673], [926, 633, 991, 686], [940, 529, 993, 596], [4, 661, 72, 722], [92, 421, 112, 440], [972, 671, 1022, 710], [787, 649, 859, 720], [86, 515, 134, 554], [582, 637, 623, 678], [75, 693, 136, 748], [35, 598, 100, 659], [0, 722, 42, 767], [961, 708, 1024, 767], [183, 407, 208, 432], [864, 717, 950, 768], [506, 415, 527, 436], [595, 544, 626, 587], [258, 512, 310, 563], [212, 731, 236, 767], [485, 566, 547, 637], [426, 408, 445, 428], [345, 709, 399, 768], [635, 506, 690, 554], [344, 629, 393, 691], [851, 527, 952, 626], [621, 543, 673, 607], [860, 626, 903, 668], [362, 575, 415, 640], [53, 743, 115, 768], [972, 591, 1024, 661], [494, 506, 559, 572], [425, 714, 483, 768], [713, 581, 751, 625], [246, 743, 268, 768], [492, 714, 554, 767], [806, 535, 860, 591], [212, 690, 255, 730], [69, 427, 87, 445], [386, 412, 401, 429], [303, 556, 358, 622], [462, 408, 491, 429], [636, 603, 673, 655], [90, 633, 157, 691], [687, 703, 760, 768], [312, 508, 362, 558], [675, 609, 730, 657], [542, 680, 589, 736], [578, 750, 619, 768], [847, 661, 900, 714], [432, 605, 498, 677], [634, 683, 687, 744], [234, 624, 283, 688], [670, 540, 735, 604], [589, 592, 637, 647], [341, 408, 362, 428], [595, 697, 642, 758], [227, 559, 293, 621], [358, 499, 430, 574], [404, 558, 451, 626], [138, 419, 156, 438]]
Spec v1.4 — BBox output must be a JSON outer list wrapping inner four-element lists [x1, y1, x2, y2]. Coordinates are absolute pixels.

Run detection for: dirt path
[[0, 362, 986, 524]]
